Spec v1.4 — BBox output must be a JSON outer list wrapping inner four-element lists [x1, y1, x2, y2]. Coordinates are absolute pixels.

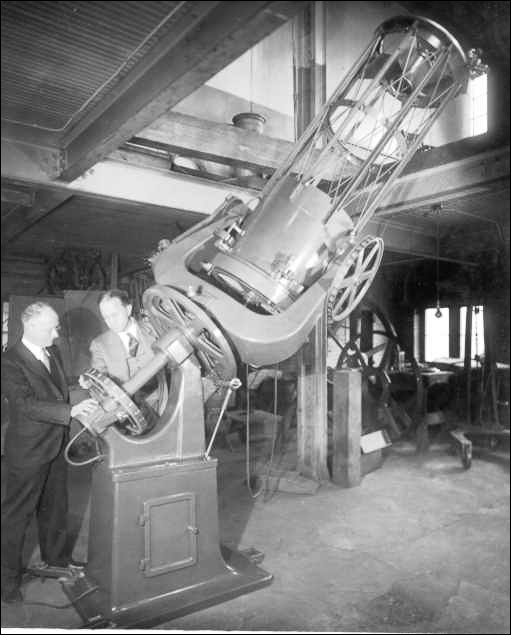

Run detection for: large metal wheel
[[143, 285, 237, 404], [327, 236, 384, 324], [328, 299, 423, 437], [79, 368, 148, 436]]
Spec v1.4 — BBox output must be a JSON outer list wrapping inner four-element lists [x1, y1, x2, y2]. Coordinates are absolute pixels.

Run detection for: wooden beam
[[379, 145, 510, 215], [1, 120, 60, 149], [59, 1, 309, 182], [1, 188, 73, 247], [331, 369, 362, 487], [1, 138, 63, 181], [296, 308, 330, 482], [363, 219, 437, 259], [128, 112, 294, 173], [1, 187, 34, 207], [125, 115, 509, 220], [110, 253, 119, 289]]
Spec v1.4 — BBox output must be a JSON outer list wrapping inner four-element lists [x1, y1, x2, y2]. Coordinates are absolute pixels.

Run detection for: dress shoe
[[47, 558, 86, 569], [1, 585, 23, 604]]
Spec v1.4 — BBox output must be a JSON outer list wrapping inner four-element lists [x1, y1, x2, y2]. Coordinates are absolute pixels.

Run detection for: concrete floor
[[1, 431, 510, 633]]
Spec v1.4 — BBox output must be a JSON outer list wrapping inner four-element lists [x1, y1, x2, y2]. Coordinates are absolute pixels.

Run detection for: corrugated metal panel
[[1, 1, 189, 131]]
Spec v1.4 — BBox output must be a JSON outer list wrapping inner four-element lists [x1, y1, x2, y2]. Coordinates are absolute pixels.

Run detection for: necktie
[[40, 348, 51, 372], [127, 333, 139, 357], [45, 348, 61, 385]]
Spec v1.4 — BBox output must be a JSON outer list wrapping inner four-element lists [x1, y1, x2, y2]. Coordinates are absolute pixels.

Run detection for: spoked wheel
[[327, 236, 384, 324], [328, 299, 423, 438], [143, 285, 237, 406], [79, 368, 148, 436]]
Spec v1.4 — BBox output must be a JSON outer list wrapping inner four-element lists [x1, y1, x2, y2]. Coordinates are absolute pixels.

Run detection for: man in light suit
[[86, 289, 161, 428], [1, 302, 97, 604]]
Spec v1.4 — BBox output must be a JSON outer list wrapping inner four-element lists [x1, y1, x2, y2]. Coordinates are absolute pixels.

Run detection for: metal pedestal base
[[56, 456, 272, 628], [61, 545, 272, 628]]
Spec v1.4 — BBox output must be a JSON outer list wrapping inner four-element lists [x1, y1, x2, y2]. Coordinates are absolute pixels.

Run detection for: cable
[[263, 364, 280, 502], [64, 427, 104, 467], [245, 364, 263, 498], [23, 600, 74, 609], [23, 583, 100, 610]]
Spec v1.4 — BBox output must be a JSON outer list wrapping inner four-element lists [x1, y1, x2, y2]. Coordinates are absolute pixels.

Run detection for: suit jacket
[[1, 342, 72, 467], [89, 319, 156, 384]]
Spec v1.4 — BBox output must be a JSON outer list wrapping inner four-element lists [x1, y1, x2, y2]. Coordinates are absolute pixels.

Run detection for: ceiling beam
[[128, 111, 294, 173], [126, 113, 510, 211], [1, 188, 73, 247], [58, 1, 309, 182], [1, 120, 60, 149], [363, 219, 437, 259], [378, 145, 510, 216], [1, 186, 34, 207], [1, 138, 63, 181], [109, 145, 261, 196]]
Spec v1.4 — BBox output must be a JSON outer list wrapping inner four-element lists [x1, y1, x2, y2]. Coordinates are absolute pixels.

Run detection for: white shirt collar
[[22, 337, 49, 363], [123, 319, 138, 338]]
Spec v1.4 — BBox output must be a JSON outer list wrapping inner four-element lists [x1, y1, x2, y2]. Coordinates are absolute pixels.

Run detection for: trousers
[[1, 451, 70, 587]]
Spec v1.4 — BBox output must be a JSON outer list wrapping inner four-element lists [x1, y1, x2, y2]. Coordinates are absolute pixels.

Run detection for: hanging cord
[[64, 426, 104, 467], [435, 218, 442, 317], [249, 47, 254, 113], [245, 364, 264, 498]]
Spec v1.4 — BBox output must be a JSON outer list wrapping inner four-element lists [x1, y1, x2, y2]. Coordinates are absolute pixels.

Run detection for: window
[[2, 302, 8, 352], [421, 305, 485, 364], [468, 73, 487, 136], [460, 305, 485, 362], [424, 307, 450, 361]]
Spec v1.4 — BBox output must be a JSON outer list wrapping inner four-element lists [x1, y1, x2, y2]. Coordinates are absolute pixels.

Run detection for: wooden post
[[296, 308, 330, 482], [292, 2, 326, 138], [331, 369, 362, 487], [110, 252, 119, 289], [293, 2, 329, 484], [449, 308, 460, 358], [464, 305, 473, 425], [483, 303, 500, 426]]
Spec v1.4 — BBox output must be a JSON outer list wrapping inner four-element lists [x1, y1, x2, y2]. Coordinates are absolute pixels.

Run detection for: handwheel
[[327, 236, 384, 324], [143, 285, 237, 404], [80, 368, 148, 436], [328, 299, 423, 437]]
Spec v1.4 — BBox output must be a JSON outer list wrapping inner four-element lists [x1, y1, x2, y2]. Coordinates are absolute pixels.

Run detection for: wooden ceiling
[[2, 187, 204, 274]]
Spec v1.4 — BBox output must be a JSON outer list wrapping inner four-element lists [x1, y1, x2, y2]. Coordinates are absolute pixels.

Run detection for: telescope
[[65, 15, 476, 627]]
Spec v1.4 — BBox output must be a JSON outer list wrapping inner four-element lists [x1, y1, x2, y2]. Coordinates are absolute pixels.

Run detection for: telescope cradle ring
[[327, 235, 384, 324], [208, 265, 280, 315], [143, 284, 237, 390], [81, 368, 148, 436]]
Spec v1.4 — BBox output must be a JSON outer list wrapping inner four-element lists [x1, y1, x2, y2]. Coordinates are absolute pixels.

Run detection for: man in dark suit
[[1, 302, 97, 604]]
